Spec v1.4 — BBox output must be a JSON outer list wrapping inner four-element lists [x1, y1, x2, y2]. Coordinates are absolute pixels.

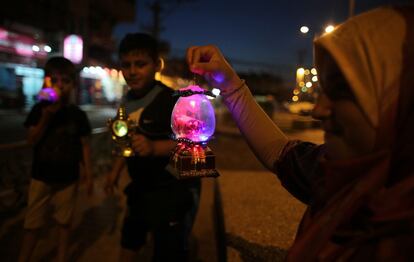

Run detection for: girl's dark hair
[[118, 33, 159, 61], [44, 56, 77, 81]]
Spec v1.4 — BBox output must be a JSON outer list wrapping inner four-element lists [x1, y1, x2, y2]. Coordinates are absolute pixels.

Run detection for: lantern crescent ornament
[[166, 85, 219, 179]]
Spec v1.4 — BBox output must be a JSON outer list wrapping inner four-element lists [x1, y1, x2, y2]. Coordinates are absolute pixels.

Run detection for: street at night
[[1, 0, 413, 261], [0, 105, 322, 261]]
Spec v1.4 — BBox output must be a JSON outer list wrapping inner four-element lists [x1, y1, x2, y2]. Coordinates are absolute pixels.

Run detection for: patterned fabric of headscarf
[[286, 6, 414, 261]]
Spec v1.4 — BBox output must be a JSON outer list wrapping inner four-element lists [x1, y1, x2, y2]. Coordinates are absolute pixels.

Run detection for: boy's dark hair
[[44, 56, 77, 82], [118, 33, 159, 61]]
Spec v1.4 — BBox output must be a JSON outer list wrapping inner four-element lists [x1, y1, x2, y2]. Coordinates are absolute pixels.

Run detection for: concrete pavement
[[219, 170, 305, 261], [0, 169, 224, 262]]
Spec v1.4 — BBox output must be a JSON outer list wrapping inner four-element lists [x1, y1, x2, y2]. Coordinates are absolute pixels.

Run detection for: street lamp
[[300, 26, 309, 34], [297, 26, 312, 66], [324, 25, 335, 34], [296, 67, 305, 86]]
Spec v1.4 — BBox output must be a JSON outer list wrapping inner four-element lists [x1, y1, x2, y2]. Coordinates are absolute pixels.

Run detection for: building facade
[[0, 0, 135, 109]]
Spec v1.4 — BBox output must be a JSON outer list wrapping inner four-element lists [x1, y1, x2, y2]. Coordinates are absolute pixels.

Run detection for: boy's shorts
[[120, 206, 149, 250], [120, 203, 187, 258], [121, 183, 201, 257], [24, 179, 78, 229]]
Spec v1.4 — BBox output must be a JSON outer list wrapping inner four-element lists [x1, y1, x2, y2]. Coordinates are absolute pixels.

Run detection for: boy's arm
[[150, 139, 176, 156], [26, 103, 60, 145], [104, 156, 126, 195], [131, 134, 176, 157], [110, 156, 126, 176], [81, 136, 94, 195]]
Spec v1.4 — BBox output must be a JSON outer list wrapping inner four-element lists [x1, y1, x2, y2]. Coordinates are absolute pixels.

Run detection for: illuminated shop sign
[[64, 35, 83, 64], [0, 27, 50, 58]]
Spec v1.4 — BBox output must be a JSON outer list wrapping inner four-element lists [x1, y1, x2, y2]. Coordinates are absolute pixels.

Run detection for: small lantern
[[167, 85, 219, 179], [107, 105, 135, 157], [37, 76, 60, 103]]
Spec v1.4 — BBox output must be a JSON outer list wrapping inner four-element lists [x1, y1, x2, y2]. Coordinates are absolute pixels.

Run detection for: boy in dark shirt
[[105, 33, 201, 261], [18, 57, 92, 262]]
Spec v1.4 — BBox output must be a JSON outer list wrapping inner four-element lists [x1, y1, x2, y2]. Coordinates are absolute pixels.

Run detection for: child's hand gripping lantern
[[167, 85, 219, 179], [107, 105, 135, 157]]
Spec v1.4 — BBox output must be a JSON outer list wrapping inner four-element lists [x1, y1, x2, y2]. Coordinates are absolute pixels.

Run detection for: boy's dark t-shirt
[[123, 81, 179, 190], [24, 102, 91, 184], [122, 81, 200, 226]]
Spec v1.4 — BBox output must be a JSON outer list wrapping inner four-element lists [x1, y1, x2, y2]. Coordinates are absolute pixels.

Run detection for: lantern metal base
[[112, 146, 134, 157], [167, 145, 219, 179]]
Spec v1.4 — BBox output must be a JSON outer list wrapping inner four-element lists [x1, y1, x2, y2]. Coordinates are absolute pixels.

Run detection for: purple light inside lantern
[[38, 87, 59, 102], [171, 85, 216, 142]]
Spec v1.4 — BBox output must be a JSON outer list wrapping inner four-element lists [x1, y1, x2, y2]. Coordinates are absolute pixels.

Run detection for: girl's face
[[312, 61, 376, 160]]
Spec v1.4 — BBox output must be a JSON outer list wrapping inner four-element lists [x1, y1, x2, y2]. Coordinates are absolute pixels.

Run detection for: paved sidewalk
[[0, 105, 322, 261], [0, 171, 223, 262], [218, 170, 306, 261]]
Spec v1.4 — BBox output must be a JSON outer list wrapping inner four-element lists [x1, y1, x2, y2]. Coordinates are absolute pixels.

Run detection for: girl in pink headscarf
[[187, 5, 414, 261]]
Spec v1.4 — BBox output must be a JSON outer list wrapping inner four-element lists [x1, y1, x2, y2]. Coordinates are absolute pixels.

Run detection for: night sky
[[113, 0, 412, 76]]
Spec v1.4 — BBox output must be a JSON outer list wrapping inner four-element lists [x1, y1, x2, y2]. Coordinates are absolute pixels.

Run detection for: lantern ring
[[170, 135, 209, 145], [173, 90, 216, 98]]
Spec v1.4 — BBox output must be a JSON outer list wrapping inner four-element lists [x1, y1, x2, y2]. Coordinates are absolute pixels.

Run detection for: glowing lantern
[[107, 105, 135, 157], [167, 85, 219, 179], [37, 76, 60, 103]]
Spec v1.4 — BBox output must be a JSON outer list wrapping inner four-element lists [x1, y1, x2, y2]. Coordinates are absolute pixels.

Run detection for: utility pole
[[145, 0, 195, 40], [349, 0, 355, 18], [297, 48, 307, 67], [149, 0, 162, 40]]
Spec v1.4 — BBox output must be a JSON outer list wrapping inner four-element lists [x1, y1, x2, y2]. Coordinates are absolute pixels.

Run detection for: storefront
[[79, 66, 126, 105], [0, 27, 128, 109], [0, 27, 49, 109]]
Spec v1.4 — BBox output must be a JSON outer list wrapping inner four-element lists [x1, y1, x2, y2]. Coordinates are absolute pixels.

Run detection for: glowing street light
[[300, 26, 309, 34], [296, 67, 305, 88], [32, 45, 40, 52], [43, 45, 52, 53], [325, 25, 335, 34]]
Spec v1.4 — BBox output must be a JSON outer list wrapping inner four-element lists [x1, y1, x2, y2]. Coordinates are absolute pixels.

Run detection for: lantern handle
[[193, 73, 197, 85], [172, 89, 216, 98]]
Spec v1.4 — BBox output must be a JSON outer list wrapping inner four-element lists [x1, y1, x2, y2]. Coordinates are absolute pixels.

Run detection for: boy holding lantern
[[19, 57, 93, 262], [105, 33, 200, 262]]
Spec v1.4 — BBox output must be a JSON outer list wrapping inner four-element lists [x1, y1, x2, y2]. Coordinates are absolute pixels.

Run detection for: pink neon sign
[[0, 27, 48, 58], [64, 35, 83, 64]]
